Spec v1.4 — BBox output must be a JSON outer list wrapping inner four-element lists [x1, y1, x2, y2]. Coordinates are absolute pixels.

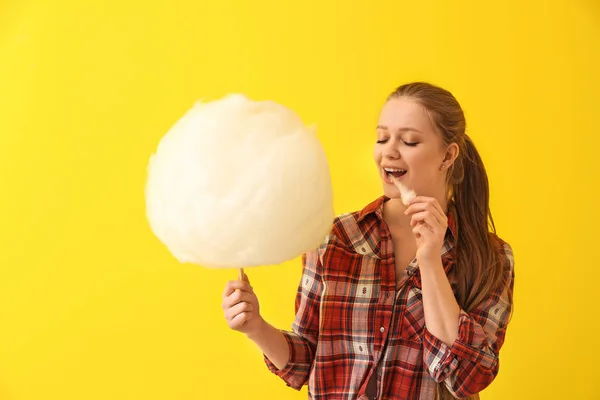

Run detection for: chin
[[382, 185, 402, 199]]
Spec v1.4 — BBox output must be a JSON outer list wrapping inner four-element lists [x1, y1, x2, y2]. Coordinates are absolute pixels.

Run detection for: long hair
[[388, 82, 504, 400]]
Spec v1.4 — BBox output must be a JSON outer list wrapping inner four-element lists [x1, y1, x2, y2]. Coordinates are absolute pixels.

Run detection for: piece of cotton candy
[[145, 94, 335, 269], [391, 176, 417, 206]]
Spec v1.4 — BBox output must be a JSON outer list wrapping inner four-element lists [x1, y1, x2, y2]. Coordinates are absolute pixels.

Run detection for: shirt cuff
[[423, 310, 497, 382], [263, 330, 314, 390]]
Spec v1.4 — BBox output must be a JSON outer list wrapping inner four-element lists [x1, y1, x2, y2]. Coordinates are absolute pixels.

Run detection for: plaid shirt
[[264, 196, 515, 400]]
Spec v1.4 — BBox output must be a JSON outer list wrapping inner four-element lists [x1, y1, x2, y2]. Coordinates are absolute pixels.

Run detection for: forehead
[[377, 97, 436, 133]]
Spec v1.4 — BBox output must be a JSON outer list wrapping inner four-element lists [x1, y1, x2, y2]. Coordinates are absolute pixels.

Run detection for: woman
[[222, 82, 515, 400]]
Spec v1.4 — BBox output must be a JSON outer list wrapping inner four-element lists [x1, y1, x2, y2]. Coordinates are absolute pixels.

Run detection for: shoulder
[[326, 211, 370, 254], [318, 198, 384, 258], [489, 233, 514, 267], [331, 211, 362, 243], [488, 233, 515, 285]]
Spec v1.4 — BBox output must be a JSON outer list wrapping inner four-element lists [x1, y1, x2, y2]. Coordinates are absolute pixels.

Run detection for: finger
[[405, 200, 436, 216], [222, 289, 256, 310], [222, 286, 255, 311], [407, 199, 446, 219], [408, 206, 447, 231], [417, 196, 445, 217], [229, 311, 253, 329], [410, 211, 431, 226], [222, 280, 253, 298], [225, 301, 254, 321], [421, 220, 435, 234], [412, 222, 433, 238], [410, 211, 441, 229], [412, 223, 423, 239], [406, 198, 447, 222]]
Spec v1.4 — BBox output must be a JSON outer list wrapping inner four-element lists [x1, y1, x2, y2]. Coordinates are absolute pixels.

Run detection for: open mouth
[[383, 167, 407, 179]]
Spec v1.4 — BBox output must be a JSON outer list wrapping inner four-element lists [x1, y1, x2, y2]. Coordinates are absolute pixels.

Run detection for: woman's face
[[373, 96, 456, 201]]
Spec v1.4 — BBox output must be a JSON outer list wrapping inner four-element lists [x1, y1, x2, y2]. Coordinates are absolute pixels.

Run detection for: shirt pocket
[[399, 287, 426, 343], [320, 251, 378, 338]]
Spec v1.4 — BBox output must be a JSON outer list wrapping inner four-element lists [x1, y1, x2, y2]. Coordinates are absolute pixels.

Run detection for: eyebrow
[[376, 125, 422, 134]]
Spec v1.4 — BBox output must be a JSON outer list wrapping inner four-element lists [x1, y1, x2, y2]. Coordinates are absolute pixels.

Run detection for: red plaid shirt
[[265, 196, 515, 400]]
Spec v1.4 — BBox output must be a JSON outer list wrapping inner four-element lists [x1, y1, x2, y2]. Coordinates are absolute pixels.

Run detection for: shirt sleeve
[[422, 241, 515, 398], [263, 241, 325, 390]]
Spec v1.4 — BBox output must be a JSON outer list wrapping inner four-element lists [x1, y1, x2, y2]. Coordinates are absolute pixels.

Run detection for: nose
[[382, 141, 400, 160]]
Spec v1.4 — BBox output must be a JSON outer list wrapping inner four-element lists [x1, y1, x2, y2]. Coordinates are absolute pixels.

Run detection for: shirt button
[[380, 327, 385, 333]]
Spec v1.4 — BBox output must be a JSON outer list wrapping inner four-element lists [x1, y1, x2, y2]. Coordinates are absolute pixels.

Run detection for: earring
[[440, 164, 445, 170]]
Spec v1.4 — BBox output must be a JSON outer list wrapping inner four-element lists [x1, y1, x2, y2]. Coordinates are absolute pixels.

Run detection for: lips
[[383, 167, 407, 179]]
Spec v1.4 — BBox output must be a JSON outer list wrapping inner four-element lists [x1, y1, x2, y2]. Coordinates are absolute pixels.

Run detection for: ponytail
[[436, 137, 503, 400], [452, 136, 503, 312]]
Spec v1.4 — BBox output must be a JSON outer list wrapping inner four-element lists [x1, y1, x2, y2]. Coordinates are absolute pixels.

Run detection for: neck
[[382, 198, 411, 231]]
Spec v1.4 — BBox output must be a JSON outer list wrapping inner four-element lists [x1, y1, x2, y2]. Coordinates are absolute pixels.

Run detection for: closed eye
[[376, 139, 419, 146], [403, 141, 419, 147]]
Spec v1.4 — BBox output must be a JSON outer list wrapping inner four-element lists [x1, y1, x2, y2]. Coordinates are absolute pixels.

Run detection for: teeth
[[384, 168, 405, 173]]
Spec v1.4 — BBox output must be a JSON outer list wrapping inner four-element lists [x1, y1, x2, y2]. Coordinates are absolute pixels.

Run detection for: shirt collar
[[357, 195, 458, 241], [356, 195, 388, 223]]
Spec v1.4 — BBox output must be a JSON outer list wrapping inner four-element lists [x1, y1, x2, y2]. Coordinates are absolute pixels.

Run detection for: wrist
[[416, 253, 443, 268], [245, 317, 268, 342]]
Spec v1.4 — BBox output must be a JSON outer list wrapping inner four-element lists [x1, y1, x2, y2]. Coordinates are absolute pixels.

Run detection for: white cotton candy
[[391, 176, 417, 206], [145, 94, 334, 269]]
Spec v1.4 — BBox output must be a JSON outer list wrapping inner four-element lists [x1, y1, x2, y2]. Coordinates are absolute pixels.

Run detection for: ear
[[441, 142, 459, 169]]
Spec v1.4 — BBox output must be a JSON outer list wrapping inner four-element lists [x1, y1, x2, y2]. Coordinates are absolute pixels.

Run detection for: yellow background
[[1, 0, 598, 399]]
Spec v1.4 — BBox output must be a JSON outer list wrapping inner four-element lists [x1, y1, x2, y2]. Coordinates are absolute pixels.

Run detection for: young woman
[[222, 82, 515, 400]]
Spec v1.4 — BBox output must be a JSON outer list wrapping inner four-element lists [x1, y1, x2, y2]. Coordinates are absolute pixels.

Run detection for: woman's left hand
[[404, 196, 448, 263]]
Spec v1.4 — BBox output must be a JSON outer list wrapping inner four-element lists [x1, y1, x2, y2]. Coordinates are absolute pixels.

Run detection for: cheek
[[407, 149, 438, 172], [373, 147, 381, 164]]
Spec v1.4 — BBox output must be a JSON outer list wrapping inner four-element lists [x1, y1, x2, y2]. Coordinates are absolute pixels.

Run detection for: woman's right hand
[[222, 270, 291, 370], [222, 271, 265, 336]]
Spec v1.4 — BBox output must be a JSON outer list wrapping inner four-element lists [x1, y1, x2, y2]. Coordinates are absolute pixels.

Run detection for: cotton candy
[[145, 94, 334, 269], [391, 176, 417, 206]]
